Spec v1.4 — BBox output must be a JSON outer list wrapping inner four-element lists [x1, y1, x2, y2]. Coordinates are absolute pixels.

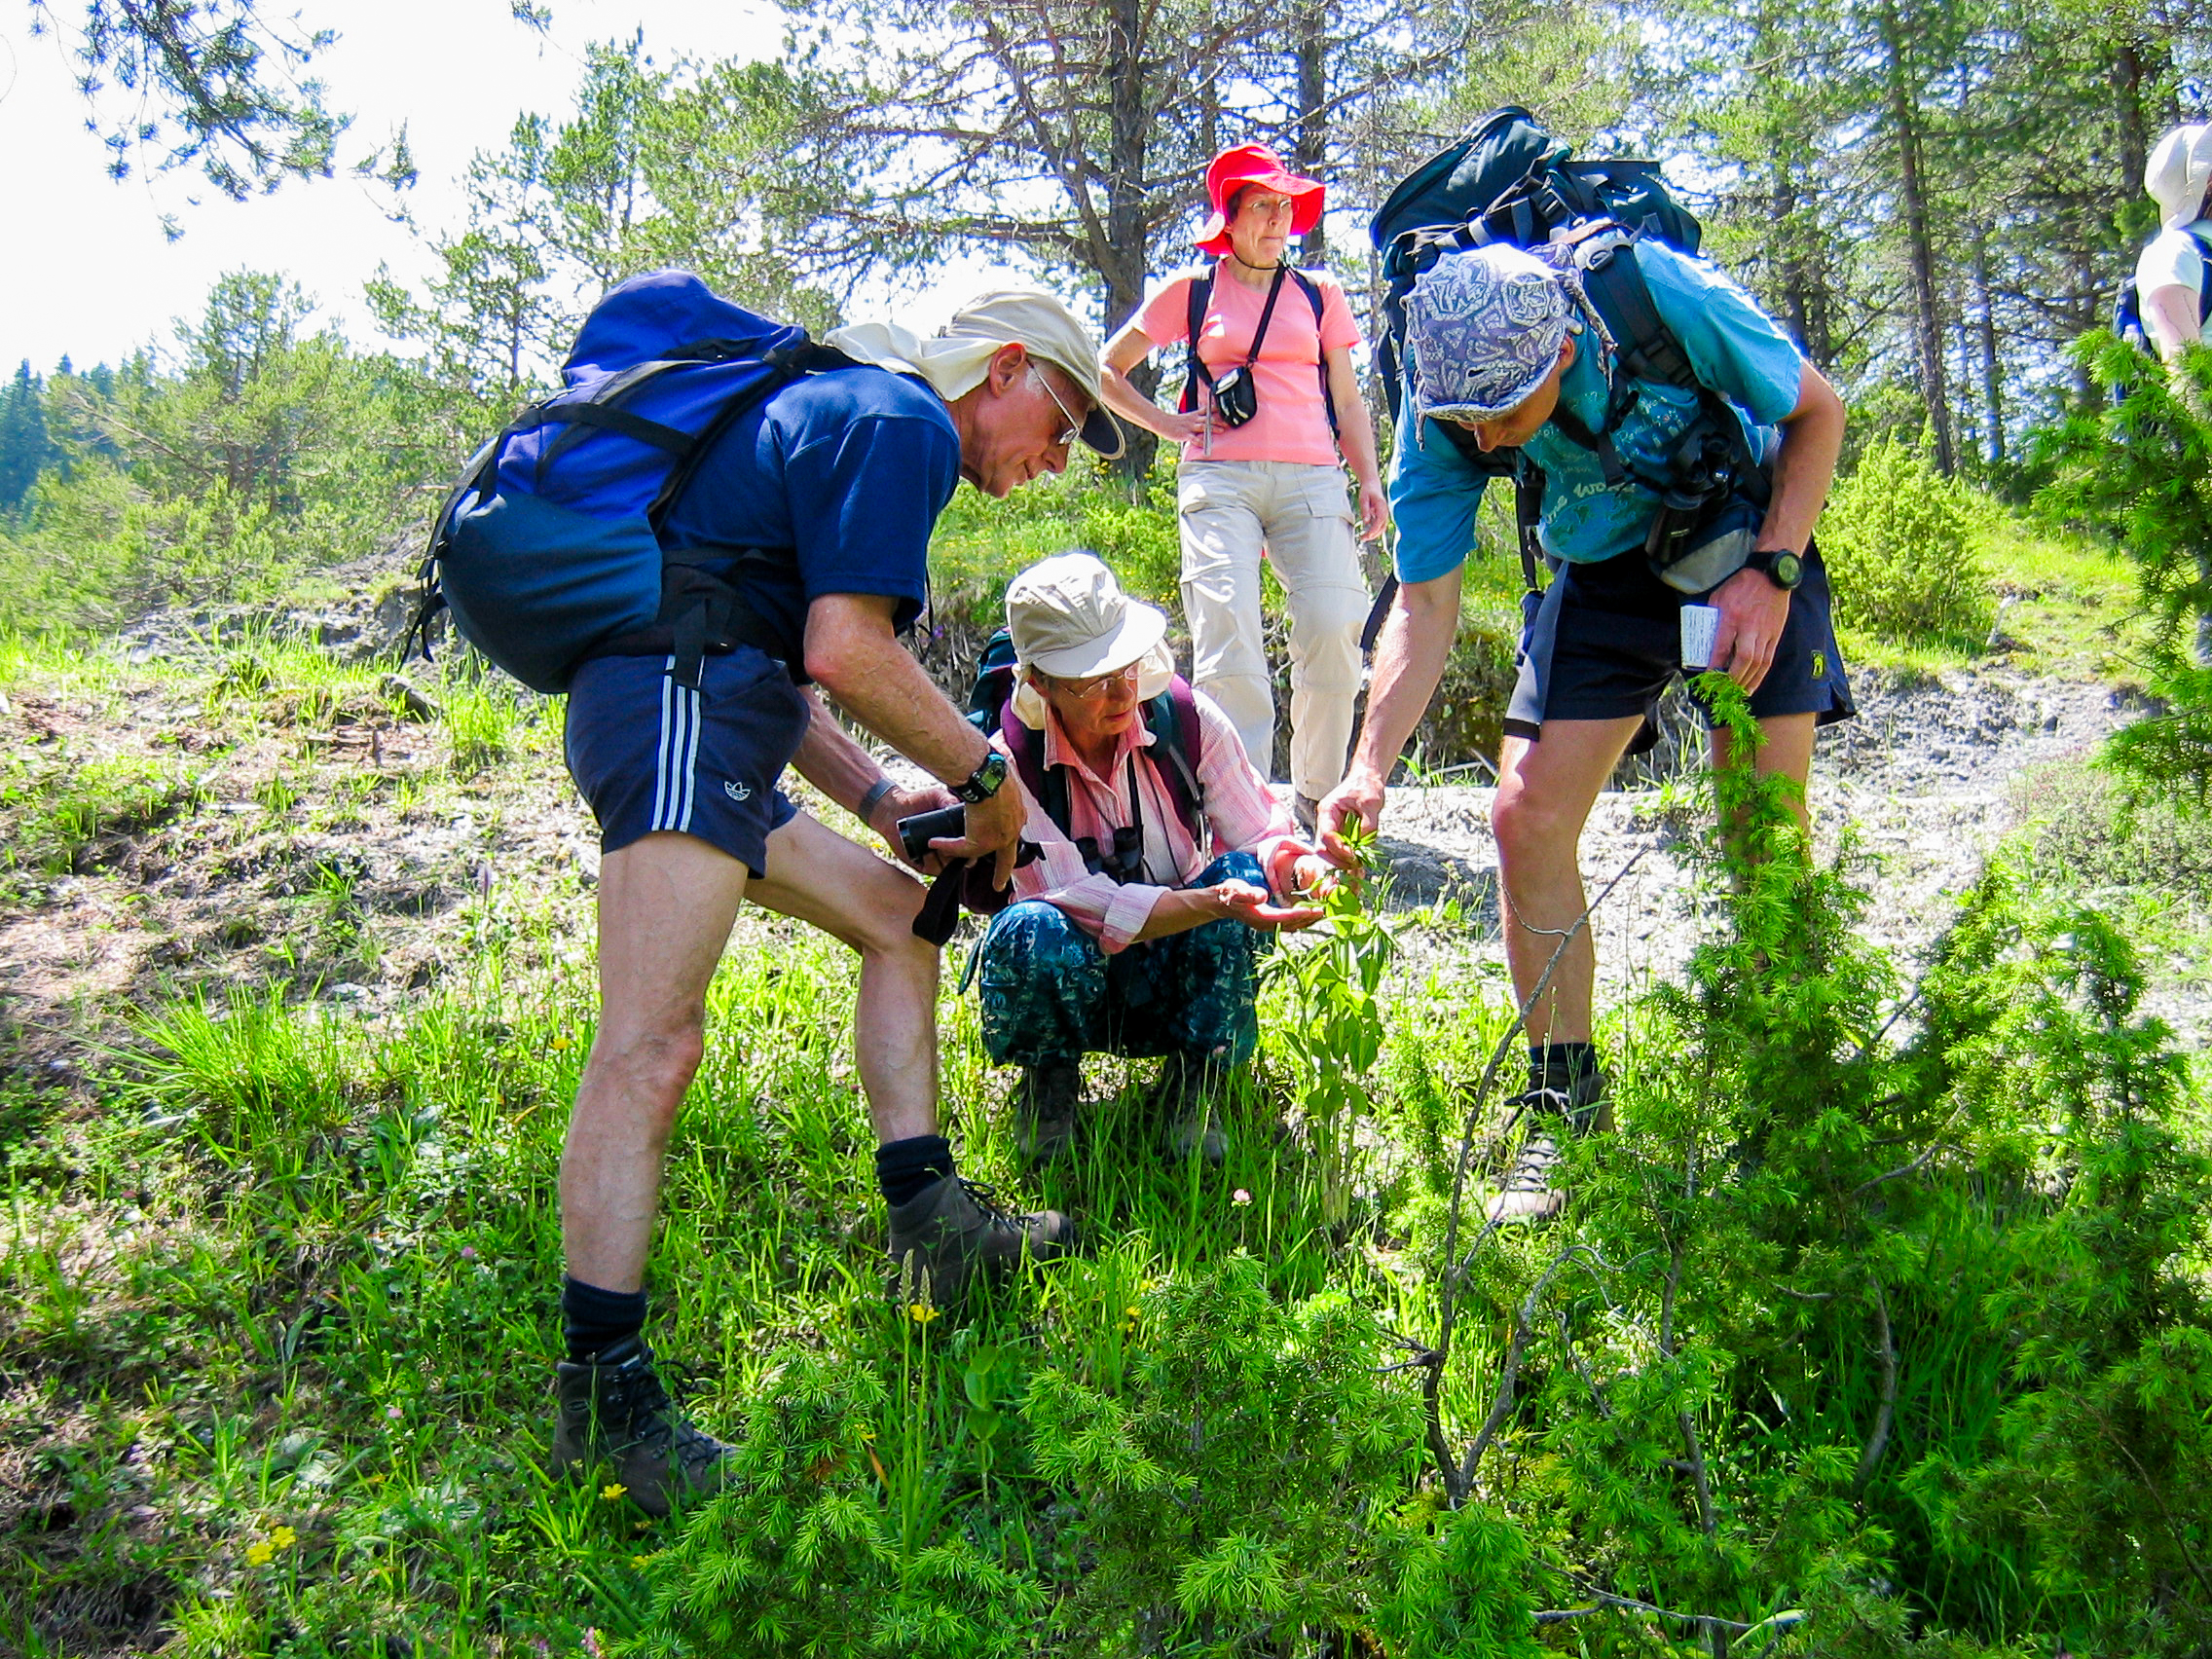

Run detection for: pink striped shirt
[[991, 686, 1307, 953]]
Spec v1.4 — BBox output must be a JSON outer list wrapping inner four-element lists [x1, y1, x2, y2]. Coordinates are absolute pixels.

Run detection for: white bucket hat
[[2147, 124, 2212, 231], [1004, 552, 1173, 729]]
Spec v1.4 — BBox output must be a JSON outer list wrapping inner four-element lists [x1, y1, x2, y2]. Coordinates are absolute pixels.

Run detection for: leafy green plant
[[1271, 835, 1395, 1224], [1821, 434, 1996, 645]]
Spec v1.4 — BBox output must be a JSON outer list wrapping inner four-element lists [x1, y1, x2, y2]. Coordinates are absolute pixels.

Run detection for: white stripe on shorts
[[650, 658, 677, 831], [676, 679, 702, 833]]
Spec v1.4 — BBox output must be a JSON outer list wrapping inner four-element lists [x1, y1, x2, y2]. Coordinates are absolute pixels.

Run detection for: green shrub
[[1820, 436, 1995, 645], [2009, 755, 2212, 902]]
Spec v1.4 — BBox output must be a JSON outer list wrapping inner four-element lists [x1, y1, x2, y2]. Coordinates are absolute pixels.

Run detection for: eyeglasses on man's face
[[1027, 364, 1086, 450]]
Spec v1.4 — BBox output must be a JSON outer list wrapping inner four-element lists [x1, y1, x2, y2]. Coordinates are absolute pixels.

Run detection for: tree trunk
[[1103, 0, 1159, 483], [1880, 2, 1955, 473], [1972, 236, 2004, 464], [1295, 2, 1328, 267], [2113, 38, 2149, 205]]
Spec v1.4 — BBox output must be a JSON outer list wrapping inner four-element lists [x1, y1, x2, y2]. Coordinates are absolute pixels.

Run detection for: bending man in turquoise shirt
[[1318, 240, 1850, 1222]]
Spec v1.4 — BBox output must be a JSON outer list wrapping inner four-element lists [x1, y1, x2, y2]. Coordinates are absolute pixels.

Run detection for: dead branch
[[1853, 1276, 1898, 1493]]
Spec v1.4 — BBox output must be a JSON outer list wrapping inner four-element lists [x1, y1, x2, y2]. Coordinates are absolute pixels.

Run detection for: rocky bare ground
[[8, 567, 2203, 1089], [1368, 665, 2212, 1051]]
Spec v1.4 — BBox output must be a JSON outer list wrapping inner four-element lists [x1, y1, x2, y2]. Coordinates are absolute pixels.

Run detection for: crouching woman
[[975, 553, 1337, 1166]]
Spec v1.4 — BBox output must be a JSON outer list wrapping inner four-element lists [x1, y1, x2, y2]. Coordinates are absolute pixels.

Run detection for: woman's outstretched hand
[[1215, 879, 1325, 933]]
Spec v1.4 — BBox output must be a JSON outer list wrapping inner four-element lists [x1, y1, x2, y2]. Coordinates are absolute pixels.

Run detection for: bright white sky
[[0, 1, 996, 375]]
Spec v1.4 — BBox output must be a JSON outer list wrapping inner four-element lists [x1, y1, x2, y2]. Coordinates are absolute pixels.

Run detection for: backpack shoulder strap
[[1289, 267, 1341, 437], [1180, 268, 1217, 414], [998, 697, 1072, 834], [1576, 239, 1696, 392], [1144, 682, 1207, 845]]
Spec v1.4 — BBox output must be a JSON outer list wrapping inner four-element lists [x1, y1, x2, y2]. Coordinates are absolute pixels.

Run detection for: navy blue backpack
[[419, 270, 845, 694]]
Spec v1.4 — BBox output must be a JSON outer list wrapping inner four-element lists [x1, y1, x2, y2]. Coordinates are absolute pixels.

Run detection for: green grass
[[0, 889, 1525, 1654]]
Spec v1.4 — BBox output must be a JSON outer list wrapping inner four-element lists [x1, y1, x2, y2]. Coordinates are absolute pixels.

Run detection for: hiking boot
[[887, 1175, 1074, 1308], [1485, 1072, 1610, 1226], [1154, 1051, 1229, 1166], [1294, 793, 1321, 836], [551, 1338, 732, 1518], [1014, 1059, 1083, 1167]]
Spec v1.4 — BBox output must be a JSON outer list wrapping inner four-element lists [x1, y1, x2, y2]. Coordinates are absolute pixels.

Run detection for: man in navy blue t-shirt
[[552, 291, 1126, 1515]]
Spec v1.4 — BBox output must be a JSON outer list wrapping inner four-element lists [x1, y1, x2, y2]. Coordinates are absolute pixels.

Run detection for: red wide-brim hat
[[1194, 143, 1325, 257]]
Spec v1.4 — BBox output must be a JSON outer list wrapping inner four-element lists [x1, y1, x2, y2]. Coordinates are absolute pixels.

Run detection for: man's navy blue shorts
[[1504, 545, 1855, 755], [564, 647, 806, 878]]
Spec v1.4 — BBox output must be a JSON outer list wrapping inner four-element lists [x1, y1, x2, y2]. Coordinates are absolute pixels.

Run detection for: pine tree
[[0, 361, 61, 512]]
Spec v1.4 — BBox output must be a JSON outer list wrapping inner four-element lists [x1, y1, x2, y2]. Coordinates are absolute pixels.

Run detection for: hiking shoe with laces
[[1014, 1059, 1083, 1166], [1486, 1072, 1611, 1226], [551, 1337, 732, 1518], [887, 1174, 1074, 1308], [1154, 1051, 1229, 1166]]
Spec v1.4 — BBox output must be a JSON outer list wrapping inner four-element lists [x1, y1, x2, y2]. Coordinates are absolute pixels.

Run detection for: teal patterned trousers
[[977, 851, 1269, 1069]]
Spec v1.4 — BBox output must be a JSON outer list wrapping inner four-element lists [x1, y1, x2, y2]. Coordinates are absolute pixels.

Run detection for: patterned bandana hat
[[1405, 244, 1575, 424]]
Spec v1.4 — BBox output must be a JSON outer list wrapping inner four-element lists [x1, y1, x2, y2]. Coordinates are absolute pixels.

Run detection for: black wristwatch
[[949, 752, 1011, 804], [1747, 547, 1804, 591]]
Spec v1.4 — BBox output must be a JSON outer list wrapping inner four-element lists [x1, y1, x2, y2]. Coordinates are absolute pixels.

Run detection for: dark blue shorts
[[564, 647, 805, 878], [1504, 546, 1854, 755]]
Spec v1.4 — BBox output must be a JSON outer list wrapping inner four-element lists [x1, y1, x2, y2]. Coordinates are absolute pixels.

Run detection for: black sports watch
[[949, 751, 1011, 804], [1747, 547, 1804, 591]]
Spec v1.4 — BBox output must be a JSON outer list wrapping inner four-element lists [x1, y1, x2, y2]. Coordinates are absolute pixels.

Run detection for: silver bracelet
[[856, 776, 899, 825]]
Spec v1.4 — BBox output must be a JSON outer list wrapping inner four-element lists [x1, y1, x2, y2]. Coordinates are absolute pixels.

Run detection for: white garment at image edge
[[2135, 218, 2212, 356]]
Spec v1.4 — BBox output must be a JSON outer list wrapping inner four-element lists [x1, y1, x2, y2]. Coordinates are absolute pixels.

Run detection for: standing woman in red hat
[[1097, 144, 1388, 830]]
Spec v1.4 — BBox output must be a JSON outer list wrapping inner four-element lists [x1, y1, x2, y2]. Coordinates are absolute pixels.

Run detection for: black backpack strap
[[1288, 268, 1340, 438], [1513, 458, 1546, 593], [1180, 271, 1215, 414]]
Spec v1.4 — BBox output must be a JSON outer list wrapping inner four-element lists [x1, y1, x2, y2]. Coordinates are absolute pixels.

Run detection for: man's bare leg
[[563, 831, 751, 1293], [1490, 716, 1644, 1047], [1714, 712, 1818, 834], [744, 809, 1071, 1303], [552, 829, 752, 1516], [743, 809, 940, 1146]]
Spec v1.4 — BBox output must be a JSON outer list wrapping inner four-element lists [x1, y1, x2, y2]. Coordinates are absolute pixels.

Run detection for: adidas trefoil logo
[[722, 780, 753, 802]]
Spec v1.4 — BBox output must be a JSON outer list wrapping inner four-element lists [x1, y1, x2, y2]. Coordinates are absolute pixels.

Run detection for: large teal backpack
[[1368, 107, 1760, 596]]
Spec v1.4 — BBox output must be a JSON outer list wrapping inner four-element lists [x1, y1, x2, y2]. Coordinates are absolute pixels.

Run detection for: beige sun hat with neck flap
[[1004, 552, 1173, 729], [825, 291, 1126, 458]]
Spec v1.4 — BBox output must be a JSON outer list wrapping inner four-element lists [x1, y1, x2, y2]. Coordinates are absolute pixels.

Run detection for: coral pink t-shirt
[[1136, 264, 1361, 466]]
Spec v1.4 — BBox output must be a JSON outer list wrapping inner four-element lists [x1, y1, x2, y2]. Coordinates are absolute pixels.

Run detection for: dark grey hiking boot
[[887, 1175, 1074, 1308], [1155, 1051, 1229, 1166], [551, 1338, 732, 1518], [1014, 1059, 1083, 1166], [1486, 1072, 1611, 1225]]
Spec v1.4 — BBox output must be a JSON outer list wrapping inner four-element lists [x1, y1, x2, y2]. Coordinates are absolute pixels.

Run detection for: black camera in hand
[[896, 803, 968, 864]]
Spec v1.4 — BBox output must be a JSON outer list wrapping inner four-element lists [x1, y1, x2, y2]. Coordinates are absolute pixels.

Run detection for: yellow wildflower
[[600, 1483, 628, 1502], [631, 1552, 657, 1567], [244, 1540, 275, 1567], [907, 1302, 939, 1324], [271, 1526, 298, 1550]]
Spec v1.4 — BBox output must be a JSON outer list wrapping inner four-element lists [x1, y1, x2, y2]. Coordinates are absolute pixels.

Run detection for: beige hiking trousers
[[1176, 460, 1370, 799]]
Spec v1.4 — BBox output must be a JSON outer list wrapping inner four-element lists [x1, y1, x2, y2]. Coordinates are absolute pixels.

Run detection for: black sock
[[876, 1134, 956, 1207], [1527, 1042, 1600, 1094], [562, 1275, 647, 1365]]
